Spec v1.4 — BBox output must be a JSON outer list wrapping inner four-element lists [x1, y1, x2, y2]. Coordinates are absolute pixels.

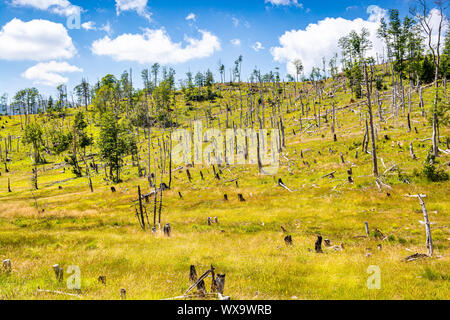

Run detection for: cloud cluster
[[271, 5, 386, 76], [10, 0, 80, 16], [81, 21, 96, 31], [230, 39, 241, 46], [186, 13, 196, 21], [91, 28, 220, 64], [252, 41, 264, 52], [265, 0, 302, 7], [0, 18, 76, 61], [22, 61, 82, 86], [115, 0, 152, 21]]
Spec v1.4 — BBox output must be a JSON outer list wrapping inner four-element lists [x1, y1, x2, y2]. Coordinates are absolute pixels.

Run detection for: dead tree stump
[[189, 265, 197, 283], [2, 259, 11, 273], [238, 194, 245, 202], [120, 288, 127, 300], [224, 194, 228, 201], [111, 186, 116, 193], [211, 265, 217, 293], [215, 274, 226, 295], [284, 235, 293, 245], [163, 223, 171, 237], [52, 264, 63, 282], [98, 276, 106, 285], [315, 236, 323, 253], [186, 169, 192, 182]]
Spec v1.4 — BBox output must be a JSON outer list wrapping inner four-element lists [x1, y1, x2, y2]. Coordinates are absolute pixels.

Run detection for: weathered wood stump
[[238, 194, 245, 202], [186, 169, 192, 182], [315, 236, 323, 253], [215, 274, 226, 295], [284, 235, 293, 245], [98, 276, 106, 285], [189, 265, 197, 282], [120, 288, 127, 300], [53, 264, 63, 282], [2, 259, 11, 273], [163, 223, 171, 237]]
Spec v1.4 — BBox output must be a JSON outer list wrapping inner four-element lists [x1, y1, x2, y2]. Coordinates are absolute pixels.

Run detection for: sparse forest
[[0, 2, 449, 300]]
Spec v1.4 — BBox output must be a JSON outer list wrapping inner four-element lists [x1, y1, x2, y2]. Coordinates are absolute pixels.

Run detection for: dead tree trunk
[[418, 195, 433, 256], [364, 60, 379, 177]]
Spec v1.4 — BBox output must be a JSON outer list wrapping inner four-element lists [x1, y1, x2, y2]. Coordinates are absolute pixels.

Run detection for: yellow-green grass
[[0, 80, 448, 300]]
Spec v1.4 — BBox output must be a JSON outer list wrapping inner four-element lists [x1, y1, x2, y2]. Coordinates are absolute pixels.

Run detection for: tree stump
[[238, 194, 245, 202], [189, 265, 197, 283], [186, 169, 192, 182], [224, 194, 228, 201], [98, 276, 106, 285], [163, 223, 171, 237], [52, 264, 63, 282], [215, 274, 226, 295], [111, 186, 116, 193], [284, 235, 293, 245], [211, 265, 217, 293], [120, 288, 127, 300], [2, 259, 11, 273]]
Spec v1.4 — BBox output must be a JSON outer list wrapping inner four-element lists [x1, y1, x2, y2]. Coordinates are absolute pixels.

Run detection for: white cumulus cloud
[[22, 61, 82, 86], [271, 5, 387, 76], [230, 38, 241, 46], [81, 21, 96, 31], [186, 13, 196, 21], [10, 0, 81, 16], [115, 0, 152, 21], [0, 18, 76, 61], [265, 0, 303, 7], [91, 28, 221, 64], [252, 41, 265, 52]]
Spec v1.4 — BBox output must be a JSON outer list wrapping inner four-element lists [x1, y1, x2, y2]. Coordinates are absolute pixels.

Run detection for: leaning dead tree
[[417, 195, 433, 256]]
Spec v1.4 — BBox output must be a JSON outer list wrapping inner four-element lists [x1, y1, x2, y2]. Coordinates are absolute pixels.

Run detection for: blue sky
[[0, 0, 433, 99]]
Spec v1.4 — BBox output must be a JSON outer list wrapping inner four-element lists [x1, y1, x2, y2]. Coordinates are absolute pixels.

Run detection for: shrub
[[422, 154, 449, 182]]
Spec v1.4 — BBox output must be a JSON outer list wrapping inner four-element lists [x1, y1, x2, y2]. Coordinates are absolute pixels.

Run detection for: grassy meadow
[[0, 79, 449, 300]]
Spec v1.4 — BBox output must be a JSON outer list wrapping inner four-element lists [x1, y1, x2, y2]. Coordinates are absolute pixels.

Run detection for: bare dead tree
[[411, 0, 448, 157]]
